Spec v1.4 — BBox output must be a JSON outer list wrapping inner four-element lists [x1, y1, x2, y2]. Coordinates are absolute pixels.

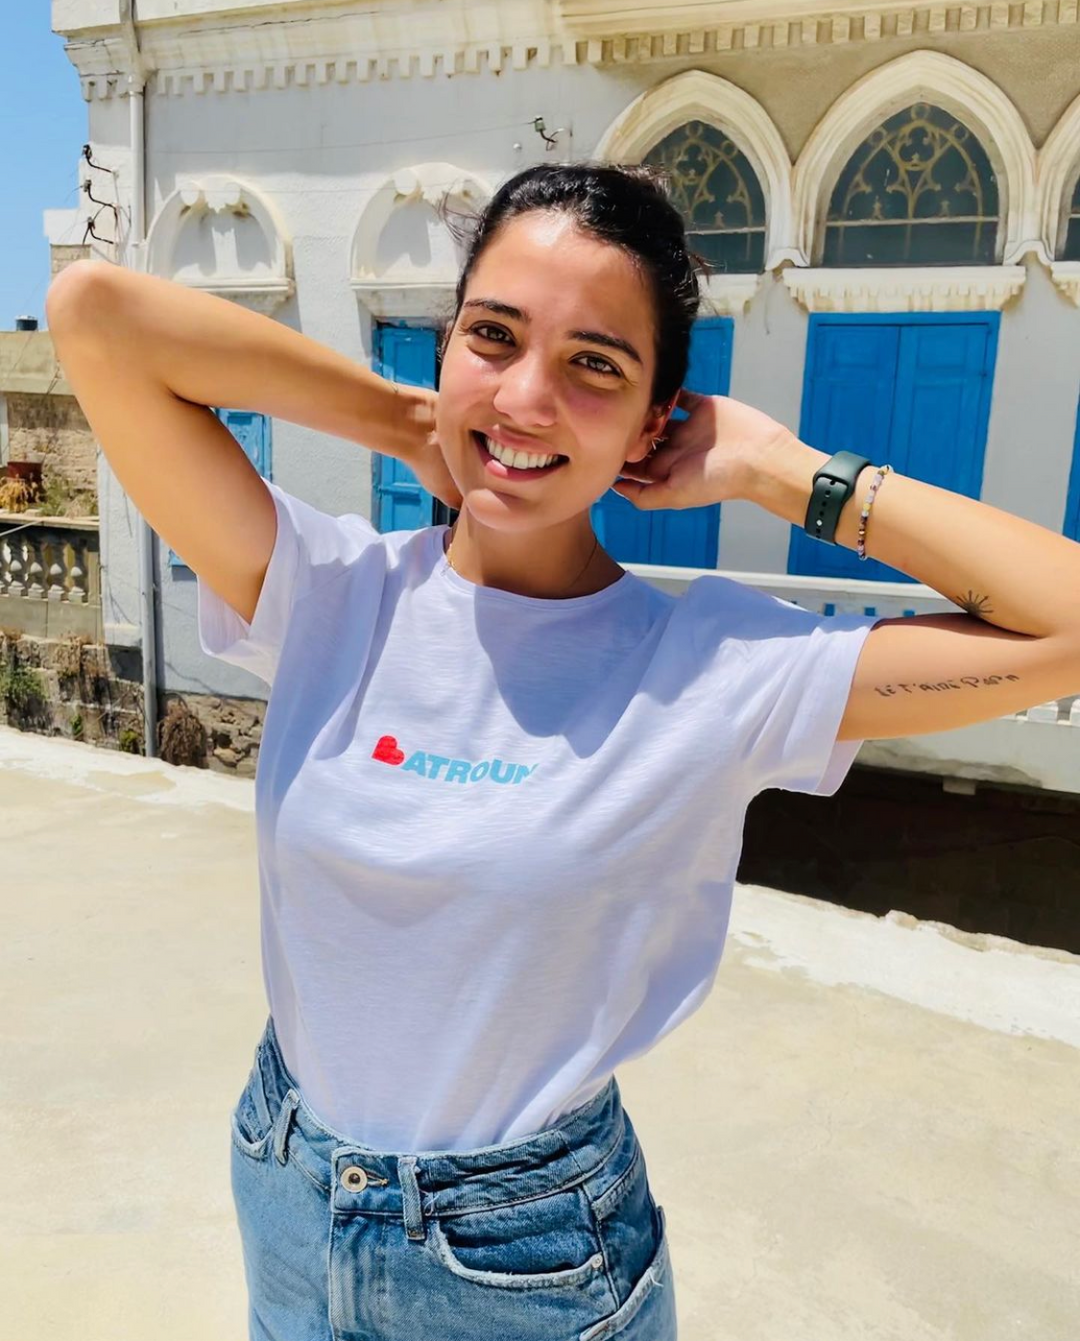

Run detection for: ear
[[626, 395, 678, 464]]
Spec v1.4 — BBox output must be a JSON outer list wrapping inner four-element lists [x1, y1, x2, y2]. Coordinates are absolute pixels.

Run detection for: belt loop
[[397, 1156, 426, 1241], [274, 1090, 300, 1166]]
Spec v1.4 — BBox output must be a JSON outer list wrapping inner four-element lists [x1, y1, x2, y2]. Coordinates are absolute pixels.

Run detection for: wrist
[[737, 433, 829, 522], [374, 382, 437, 464]]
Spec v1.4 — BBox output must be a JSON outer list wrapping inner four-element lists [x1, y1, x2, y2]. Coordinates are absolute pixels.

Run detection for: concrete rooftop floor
[[2, 724, 1078, 1341]]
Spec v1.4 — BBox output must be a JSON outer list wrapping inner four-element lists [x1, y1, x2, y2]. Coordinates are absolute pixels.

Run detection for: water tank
[[14, 316, 39, 331]]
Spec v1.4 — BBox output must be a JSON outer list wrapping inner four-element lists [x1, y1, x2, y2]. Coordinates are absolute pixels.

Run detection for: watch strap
[[803, 450, 873, 545]]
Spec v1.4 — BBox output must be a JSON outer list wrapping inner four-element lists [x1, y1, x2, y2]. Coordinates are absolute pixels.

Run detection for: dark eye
[[469, 323, 511, 344], [577, 353, 621, 378]]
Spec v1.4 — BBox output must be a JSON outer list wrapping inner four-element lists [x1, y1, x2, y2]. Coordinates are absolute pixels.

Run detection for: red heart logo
[[372, 735, 405, 766]]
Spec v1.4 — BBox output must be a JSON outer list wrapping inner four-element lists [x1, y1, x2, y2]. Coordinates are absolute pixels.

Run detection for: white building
[[50, 0, 1080, 791]]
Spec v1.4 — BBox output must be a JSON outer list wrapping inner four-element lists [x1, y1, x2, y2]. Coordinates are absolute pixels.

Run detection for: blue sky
[[0, 9, 88, 330]]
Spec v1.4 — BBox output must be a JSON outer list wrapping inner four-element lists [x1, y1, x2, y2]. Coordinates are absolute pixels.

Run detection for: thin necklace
[[445, 529, 601, 599]]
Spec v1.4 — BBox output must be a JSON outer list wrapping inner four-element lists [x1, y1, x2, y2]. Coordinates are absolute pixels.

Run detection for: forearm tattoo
[[954, 590, 994, 619], [874, 673, 1020, 698]]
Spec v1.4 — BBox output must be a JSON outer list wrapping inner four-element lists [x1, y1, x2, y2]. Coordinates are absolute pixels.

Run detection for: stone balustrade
[[0, 513, 102, 641]]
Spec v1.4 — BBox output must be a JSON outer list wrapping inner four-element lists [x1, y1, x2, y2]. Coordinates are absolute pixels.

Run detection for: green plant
[[70, 712, 84, 740], [0, 662, 44, 711], [118, 727, 142, 754]]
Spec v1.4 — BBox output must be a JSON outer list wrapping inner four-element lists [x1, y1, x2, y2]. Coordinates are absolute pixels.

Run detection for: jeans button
[[341, 1165, 369, 1191]]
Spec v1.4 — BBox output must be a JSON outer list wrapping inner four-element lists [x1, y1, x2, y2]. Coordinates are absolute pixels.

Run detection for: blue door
[[168, 408, 271, 568], [1066, 391, 1080, 543], [788, 313, 998, 583], [590, 317, 732, 566], [371, 323, 439, 533]]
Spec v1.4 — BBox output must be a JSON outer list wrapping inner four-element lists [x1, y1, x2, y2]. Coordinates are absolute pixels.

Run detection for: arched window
[[1062, 171, 1080, 260], [644, 119, 766, 273], [822, 103, 1000, 266]]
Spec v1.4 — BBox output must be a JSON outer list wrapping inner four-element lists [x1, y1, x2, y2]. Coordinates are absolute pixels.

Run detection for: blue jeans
[[230, 1015, 678, 1340]]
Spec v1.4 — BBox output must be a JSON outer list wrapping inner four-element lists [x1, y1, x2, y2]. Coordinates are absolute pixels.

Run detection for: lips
[[472, 431, 568, 479]]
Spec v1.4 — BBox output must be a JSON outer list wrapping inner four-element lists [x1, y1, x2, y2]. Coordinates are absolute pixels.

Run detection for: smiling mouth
[[472, 431, 569, 478]]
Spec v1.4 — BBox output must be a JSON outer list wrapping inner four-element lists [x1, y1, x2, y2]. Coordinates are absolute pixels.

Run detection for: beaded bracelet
[[856, 464, 892, 561]]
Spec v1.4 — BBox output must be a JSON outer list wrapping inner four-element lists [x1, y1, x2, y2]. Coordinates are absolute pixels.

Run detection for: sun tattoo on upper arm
[[954, 590, 994, 619]]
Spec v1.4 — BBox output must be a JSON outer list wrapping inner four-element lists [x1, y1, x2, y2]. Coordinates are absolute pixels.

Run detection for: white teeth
[[482, 436, 560, 470]]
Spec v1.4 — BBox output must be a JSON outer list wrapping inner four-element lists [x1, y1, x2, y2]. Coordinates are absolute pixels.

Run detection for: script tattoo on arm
[[954, 590, 994, 619], [874, 673, 1020, 698]]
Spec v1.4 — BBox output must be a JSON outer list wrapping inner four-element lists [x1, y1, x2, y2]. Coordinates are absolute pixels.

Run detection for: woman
[[47, 163, 1080, 1341]]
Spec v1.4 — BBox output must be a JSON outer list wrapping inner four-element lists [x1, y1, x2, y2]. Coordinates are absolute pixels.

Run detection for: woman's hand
[[400, 387, 464, 512], [610, 389, 796, 511]]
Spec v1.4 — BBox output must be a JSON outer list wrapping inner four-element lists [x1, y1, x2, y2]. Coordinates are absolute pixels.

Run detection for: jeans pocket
[[586, 1126, 667, 1322], [578, 1206, 672, 1341], [428, 1186, 609, 1292], [230, 1051, 276, 1160]]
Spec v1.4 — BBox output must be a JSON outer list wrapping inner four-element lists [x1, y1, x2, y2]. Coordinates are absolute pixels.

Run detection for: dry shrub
[[157, 697, 208, 768], [0, 478, 35, 512]]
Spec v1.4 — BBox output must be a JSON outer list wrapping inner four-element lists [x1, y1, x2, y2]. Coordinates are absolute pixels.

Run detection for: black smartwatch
[[803, 450, 872, 545]]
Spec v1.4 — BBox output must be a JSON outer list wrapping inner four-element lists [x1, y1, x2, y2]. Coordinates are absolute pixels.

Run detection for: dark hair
[[440, 162, 706, 407]]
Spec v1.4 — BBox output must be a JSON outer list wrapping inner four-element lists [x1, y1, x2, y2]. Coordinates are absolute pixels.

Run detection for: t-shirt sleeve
[[735, 593, 884, 798], [195, 477, 381, 688]]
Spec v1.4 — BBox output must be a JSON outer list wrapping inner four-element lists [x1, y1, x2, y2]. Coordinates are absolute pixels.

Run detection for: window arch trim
[[593, 69, 797, 274], [1040, 90, 1080, 305], [792, 52, 1041, 270]]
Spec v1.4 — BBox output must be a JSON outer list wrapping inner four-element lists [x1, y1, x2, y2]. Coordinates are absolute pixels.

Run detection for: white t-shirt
[[197, 479, 882, 1152]]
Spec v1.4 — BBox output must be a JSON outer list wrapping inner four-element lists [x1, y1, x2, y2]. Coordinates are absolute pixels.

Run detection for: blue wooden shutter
[[168, 409, 271, 568], [1065, 390, 1080, 542], [788, 315, 996, 584], [590, 316, 731, 566], [371, 324, 438, 533]]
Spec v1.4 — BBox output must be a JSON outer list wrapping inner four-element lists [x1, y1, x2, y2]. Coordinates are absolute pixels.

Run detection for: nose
[[490, 348, 557, 429]]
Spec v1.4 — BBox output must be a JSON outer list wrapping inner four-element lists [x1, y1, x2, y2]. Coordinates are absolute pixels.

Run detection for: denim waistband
[[249, 1014, 631, 1241]]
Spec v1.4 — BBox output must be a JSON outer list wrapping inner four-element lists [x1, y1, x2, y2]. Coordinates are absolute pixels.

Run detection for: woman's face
[[436, 211, 668, 535]]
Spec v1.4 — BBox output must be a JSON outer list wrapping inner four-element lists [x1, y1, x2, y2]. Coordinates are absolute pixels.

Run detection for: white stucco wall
[[70, 18, 1080, 699]]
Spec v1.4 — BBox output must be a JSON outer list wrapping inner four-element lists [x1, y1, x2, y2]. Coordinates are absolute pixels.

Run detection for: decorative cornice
[[782, 265, 1028, 312], [350, 282, 458, 320], [699, 273, 762, 315], [1050, 261, 1080, 306], [59, 0, 1080, 100]]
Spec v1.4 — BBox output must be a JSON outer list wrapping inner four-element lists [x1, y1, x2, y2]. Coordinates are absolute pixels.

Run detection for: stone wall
[[0, 629, 143, 748], [5, 392, 98, 500], [0, 628, 264, 773]]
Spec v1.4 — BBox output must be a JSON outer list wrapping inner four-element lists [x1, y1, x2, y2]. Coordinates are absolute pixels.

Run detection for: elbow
[[45, 259, 120, 341]]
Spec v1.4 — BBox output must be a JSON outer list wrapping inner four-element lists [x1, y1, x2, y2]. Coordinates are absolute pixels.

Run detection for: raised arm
[[45, 261, 454, 625]]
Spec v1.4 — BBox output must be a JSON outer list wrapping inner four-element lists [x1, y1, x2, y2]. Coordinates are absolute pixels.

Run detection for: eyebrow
[[461, 298, 644, 367]]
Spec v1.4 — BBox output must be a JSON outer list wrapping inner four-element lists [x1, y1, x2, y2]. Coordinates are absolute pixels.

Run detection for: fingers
[[609, 478, 666, 510]]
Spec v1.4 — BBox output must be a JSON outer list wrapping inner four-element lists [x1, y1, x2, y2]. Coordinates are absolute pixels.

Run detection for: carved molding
[[1050, 261, 1080, 306], [1038, 90, 1080, 259], [782, 265, 1028, 311], [60, 1, 1080, 100], [792, 51, 1044, 271], [349, 163, 493, 318], [699, 273, 762, 314], [350, 282, 459, 320], [145, 175, 295, 313], [594, 70, 798, 271]]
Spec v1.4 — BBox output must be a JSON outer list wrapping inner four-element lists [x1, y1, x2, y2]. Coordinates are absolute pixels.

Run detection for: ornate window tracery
[[822, 103, 1000, 266], [644, 119, 767, 273]]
